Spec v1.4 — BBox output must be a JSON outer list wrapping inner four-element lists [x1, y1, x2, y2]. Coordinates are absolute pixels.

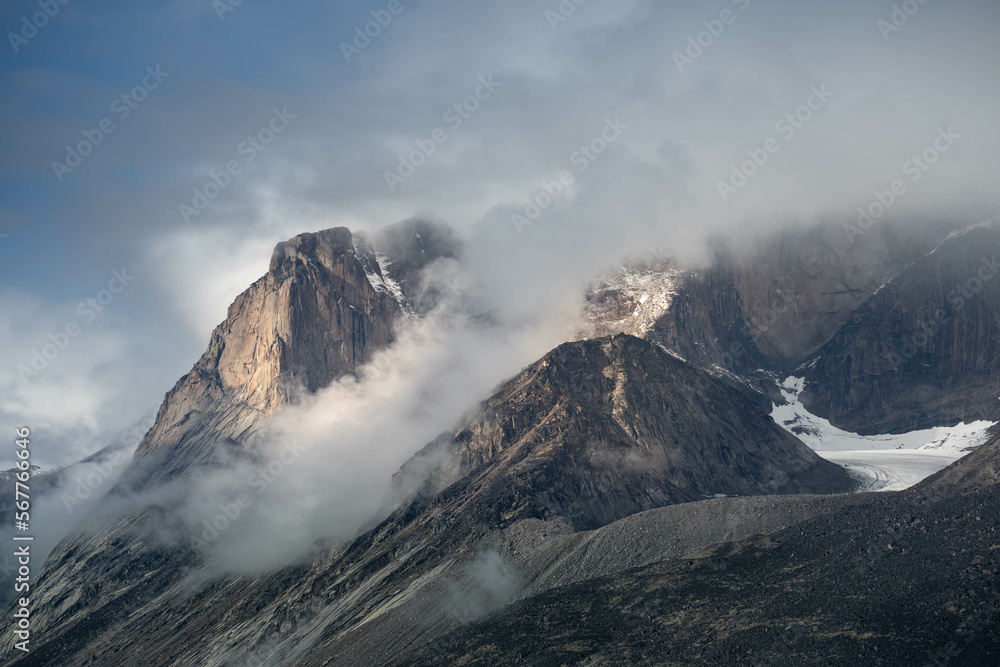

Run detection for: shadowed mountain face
[[647, 260, 771, 377], [367, 218, 462, 308], [801, 225, 1000, 433], [647, 223, 938, 379], [401, 334, 853, 533]]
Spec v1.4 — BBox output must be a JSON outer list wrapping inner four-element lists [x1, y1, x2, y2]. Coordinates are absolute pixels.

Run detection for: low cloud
[[169, 272, 579, 574]]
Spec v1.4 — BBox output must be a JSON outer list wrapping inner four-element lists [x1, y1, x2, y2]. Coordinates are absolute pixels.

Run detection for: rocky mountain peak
[[268, 226, 357, 278], [396, 333, 853, 534], [131, 226, 403, 484], [216, 225, 400, 409]]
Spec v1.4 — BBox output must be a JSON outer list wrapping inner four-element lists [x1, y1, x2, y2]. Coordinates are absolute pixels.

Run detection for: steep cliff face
[[0, 223, 457, 667], [729, 223, 934, 365], [130, 227, 405, 488], [801, 224, 1000, 433], [398, 485, 1000, 667], [647, 223, 939, 378], [647, 261, 770, 376]]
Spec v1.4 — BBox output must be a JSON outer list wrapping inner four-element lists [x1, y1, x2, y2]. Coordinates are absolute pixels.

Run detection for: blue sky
[[2, 0, 999, 467]]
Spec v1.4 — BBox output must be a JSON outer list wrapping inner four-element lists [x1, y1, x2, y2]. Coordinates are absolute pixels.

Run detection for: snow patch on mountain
[[576, 263, 682, 339], [771, 376, 996, 491], [357, 248, 415, 318], [928, 216, 997, 256], [374, 254, 411, 311], [772, 377, 994, 454]]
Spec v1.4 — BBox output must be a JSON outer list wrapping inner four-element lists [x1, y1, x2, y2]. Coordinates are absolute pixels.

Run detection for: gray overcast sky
[[2, 0, 999, 467]]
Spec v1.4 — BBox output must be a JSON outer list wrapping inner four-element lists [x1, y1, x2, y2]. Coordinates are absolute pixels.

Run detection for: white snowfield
[[771, 377, 996, 492]]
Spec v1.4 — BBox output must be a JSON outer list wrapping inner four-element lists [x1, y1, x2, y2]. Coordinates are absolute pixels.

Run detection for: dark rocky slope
[[285, 335, 852, 666], [918, 423, 1000, 496], [303, 493, 873, 667], [801, 224, 1000, 433], [399, 432, 1000, 666], [401, 334, 853, 533], [283, 334, 851, 665]]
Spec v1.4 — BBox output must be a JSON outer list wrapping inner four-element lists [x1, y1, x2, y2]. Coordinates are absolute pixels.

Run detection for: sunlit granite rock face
[[132, 227, 403, 487]]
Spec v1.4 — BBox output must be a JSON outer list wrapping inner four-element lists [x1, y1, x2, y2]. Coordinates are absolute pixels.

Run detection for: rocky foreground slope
[[399, 429, 1000, 666]]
